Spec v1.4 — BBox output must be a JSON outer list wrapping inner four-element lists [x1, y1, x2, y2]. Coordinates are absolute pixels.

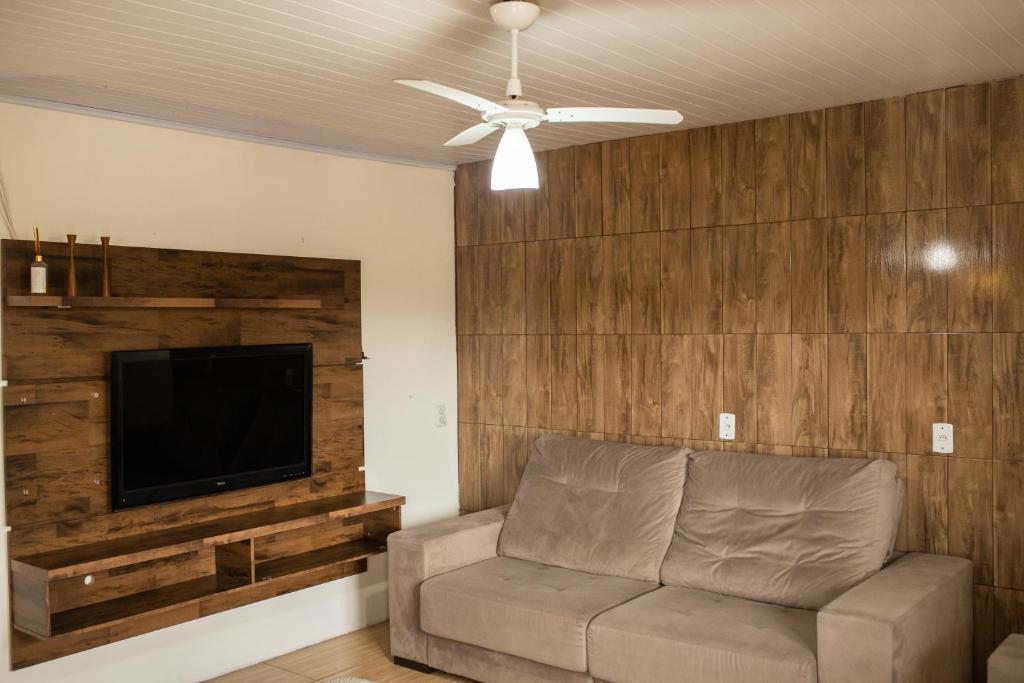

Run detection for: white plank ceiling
[[2, 0, 1023, 168]]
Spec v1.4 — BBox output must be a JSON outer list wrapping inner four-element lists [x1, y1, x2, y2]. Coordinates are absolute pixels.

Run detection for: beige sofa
[[389, 436, 972, 683]]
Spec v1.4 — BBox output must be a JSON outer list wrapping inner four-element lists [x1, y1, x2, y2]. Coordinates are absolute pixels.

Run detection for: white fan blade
[[545, 107, 683, 125], [445, 123, 500, 147], [394, 79, 506, 116]]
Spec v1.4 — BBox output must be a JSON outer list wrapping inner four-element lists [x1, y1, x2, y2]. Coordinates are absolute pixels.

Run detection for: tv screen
[[110, 343, 313, 510]]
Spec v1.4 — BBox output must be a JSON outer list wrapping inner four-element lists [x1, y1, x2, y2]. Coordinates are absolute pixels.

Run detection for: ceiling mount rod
[[491, 1, 540, 99]]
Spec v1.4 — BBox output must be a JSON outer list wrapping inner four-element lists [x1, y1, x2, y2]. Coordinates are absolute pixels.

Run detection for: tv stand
[[10, 492, 403, 667]]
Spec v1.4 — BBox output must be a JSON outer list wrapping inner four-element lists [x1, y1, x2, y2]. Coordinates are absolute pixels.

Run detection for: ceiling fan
[[395, 0, 683, 191]]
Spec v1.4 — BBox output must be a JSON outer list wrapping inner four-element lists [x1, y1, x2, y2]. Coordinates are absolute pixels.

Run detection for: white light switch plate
[[719, 413, 736, 441], [434, 404, 448, 428], [932, 423, 954, 454]]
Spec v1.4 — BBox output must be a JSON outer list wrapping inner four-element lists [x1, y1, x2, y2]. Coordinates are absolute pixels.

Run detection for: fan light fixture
[[491, 126, 538, 190], [395, 1, 683, 192]]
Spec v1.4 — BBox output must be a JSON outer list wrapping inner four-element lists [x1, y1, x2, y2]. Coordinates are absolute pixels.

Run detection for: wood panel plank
[[995, 333, 1024, 461], [458, 422, 482, 513], [455, 246, 480, 334], [866, 212, 907, 332], [994, 460, 1024, 589], [864, 97, 907, 213], [789, 110, 827, 220], [576, 235, 630, 335], [756, 334, 792, 445], [662, 229, 692, 334], [476, 161, 502, 245], [549, 238, 577, 334], [947, 333, 993, 459], [994, 588, 1024, 654], [907, 89, 946, 210], [723, 224, 756, 333], [479, 334, 503, 425], [906, 333, 948, 455], [690, 126, 721, 229], [690, 227, 724, 333], [722, 122, 756, 226], [993, 76, 1024, 203], [724, 334, 757, 444], [659, 130, 690, 231], [756, 221, 791, 333], [907, 453, 949, 554], [478, 244, 503, 334], [827, 216, 866, 333], [630, 232, 661, 334], [602, 139, 631, 234], [906, 209, 948, 333], [791, 219, 827, 332], [946, 82, 991, 208], [946, 205, 992, 332], [550, 335, 577, 431], [630, 335, 662, 437], [525, 335, 551, 429], [524, 240, 551, 334], [629, 135, 661, 232], [456, 335, 481, 424], [500, 242, 525, 334], [662, 335, 723, 441], [868, 334, 907, 453], [828, 333, 867, 451], [755, 115, 790, 222], [547, 147, 576, 239], [792, 334, 828, 448], [479, 424, 505, 509], [575, 143, 603, 237], [993, 202, 1024, 331], [498, 190, 525, 243], [949, 458, 994, 584], [454, 163, 479, 247], [825, 103, 866, 217], [502, 335, 527, 427], [974, 585, 995, 682], [577, 335, 630, 435]]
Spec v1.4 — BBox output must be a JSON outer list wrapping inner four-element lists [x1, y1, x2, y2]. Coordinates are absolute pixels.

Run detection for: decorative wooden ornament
[[65, 234, 77, 297]]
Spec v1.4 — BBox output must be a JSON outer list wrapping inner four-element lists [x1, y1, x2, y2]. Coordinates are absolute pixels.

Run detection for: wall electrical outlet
[[434, 404, 448, 428], [932, 423, 954, 454], [719, 413, 736, 441]]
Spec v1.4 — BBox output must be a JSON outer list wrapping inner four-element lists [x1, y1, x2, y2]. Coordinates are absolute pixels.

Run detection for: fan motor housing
[[490, 1, 541, 32]]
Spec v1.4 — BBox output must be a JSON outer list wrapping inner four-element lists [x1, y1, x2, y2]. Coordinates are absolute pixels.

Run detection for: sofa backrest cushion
[[497, 435, 691, 582], [660, 451, 901, 609]]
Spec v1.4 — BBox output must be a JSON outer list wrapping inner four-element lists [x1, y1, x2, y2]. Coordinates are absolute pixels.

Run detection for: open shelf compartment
[[10, 492, 403, 640]]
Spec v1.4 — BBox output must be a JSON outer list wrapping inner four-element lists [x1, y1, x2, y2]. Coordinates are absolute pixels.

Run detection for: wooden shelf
[[255, 537, 386, 582], [13, 491, 403, 581], [5, 295, 322, 309], [10, 492, 404, 641]]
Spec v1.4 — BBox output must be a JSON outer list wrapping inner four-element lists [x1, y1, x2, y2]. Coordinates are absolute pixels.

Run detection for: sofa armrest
[[387, 505, 509, 664], [817, 553, 973, 683]]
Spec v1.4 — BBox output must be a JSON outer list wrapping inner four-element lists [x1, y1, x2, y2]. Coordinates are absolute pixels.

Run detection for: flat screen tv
[[110, 343, 313, 510]]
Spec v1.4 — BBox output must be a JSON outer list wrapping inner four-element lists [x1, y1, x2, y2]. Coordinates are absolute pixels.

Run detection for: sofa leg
[[394, 656, 434, 673]]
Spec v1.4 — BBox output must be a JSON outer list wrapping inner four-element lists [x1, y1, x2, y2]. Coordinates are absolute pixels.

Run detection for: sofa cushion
[[661, 451, 901, 609], [419, 556, 656, 672], [498, 435, 690, 581], [588, 586, 818, 683]]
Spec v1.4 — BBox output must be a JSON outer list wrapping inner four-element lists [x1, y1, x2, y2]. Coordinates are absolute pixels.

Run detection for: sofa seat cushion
[[420, 556, 657, 672], [498, 435, 691, 581], [661, 450, 901, 609], [588, 586, 818, 683]]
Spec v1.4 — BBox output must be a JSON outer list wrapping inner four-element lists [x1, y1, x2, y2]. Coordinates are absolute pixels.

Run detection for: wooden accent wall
[[2, 240, 363, 665], [455, 75, 1024, 678]]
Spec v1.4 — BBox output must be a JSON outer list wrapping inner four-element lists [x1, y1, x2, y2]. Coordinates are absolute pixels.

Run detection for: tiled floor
[[207, 622, 465, 682]]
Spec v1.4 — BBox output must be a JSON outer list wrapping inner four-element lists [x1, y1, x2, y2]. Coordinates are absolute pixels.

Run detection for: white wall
[[0, 102, 459, 682]]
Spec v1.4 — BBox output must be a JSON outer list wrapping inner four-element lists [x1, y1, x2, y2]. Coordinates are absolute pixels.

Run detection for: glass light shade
[[490, 126, 539, 190]]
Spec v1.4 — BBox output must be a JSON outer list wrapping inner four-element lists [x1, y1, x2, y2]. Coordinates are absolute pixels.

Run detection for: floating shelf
[[5, 295, 322, 309], [10, 491, 404, 642]]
